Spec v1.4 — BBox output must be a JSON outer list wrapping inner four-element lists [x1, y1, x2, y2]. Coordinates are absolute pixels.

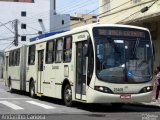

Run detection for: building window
[[62, 20, 64, 25], [38, 19, 43, 22], [92, 16, 97, 19], [56, 38, 63, 62], [46, 41, 54, 64], [21, 36, 26, 41], [28, 45, 35, 65], [21, 11, 26, 17], [92, 20, 97, 23], [63, 36, 72, 62], [21, 24, 26, 29], [132, 0, 141, 3]]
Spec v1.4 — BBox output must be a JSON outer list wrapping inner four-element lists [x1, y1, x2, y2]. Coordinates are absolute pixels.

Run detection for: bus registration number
[[120, 94, 131, 99]]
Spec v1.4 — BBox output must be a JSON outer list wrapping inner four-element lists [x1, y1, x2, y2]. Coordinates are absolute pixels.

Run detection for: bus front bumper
[[87, 87, 153, 103]]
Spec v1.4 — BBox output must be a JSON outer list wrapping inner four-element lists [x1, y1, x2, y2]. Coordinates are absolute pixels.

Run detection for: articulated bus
[[3, 23, 153, 106]]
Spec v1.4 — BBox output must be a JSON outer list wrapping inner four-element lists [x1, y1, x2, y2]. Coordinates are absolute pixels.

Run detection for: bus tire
[[8, 79, 12, 93], [63, 84, 73, 107], [30, 81, 36, 98]]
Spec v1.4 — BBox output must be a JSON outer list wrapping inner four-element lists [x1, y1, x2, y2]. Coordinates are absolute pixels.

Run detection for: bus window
[[14, 49, 20, 66], [12, 51, 16, 66], [46, 41, 54, 64], [9, 51, 13, 66], [17, 49, 20, 66], [63, 36, 72, 62], [56, 38, 63, 62], [28, 45, 35, 65]]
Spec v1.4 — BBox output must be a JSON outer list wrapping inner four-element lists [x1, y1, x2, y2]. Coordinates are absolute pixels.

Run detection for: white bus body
[[3, 23, 154, 106]]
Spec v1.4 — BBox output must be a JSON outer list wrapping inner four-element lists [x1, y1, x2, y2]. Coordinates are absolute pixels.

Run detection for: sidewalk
[[0, 78, 159, 107], [141, 98, 160, 107], [0, 78, 4, 82], [0, 79, 6, 88]]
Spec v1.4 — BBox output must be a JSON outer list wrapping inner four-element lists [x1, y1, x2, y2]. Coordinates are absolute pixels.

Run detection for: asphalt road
[[0, 79, 160, 120]]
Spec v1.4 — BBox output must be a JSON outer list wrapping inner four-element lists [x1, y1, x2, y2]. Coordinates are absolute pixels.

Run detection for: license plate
[[120, 94, 131, 99]]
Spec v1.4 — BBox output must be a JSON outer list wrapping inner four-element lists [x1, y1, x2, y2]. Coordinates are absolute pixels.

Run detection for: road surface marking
[[26, 101, 55, 109], [0, 101, 24, 110], [0, 98, 31, 100]]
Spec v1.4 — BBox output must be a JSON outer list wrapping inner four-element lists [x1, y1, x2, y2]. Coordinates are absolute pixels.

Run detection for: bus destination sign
[[98, 29, 145, 38]]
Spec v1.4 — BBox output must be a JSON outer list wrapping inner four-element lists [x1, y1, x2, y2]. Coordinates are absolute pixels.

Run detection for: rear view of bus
[[88, 25, 153, 103]]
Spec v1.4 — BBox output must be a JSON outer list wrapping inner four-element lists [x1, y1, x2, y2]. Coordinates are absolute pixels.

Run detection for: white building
[[0, 0, 70, 50]]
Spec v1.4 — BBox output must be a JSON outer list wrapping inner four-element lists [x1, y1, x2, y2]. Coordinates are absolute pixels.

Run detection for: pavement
[[0, 78, 160, 108], [141, 98, 160, 107]]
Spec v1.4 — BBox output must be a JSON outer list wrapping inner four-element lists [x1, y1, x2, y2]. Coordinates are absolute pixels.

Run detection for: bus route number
[[114, 88, 123, 93]]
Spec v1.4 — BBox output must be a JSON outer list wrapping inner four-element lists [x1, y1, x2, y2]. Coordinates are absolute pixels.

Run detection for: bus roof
[[4, 23, 150, 51], [27, 23, 149, 46]]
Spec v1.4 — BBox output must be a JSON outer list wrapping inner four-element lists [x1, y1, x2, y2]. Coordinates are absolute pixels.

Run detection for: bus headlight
[[139, 86, 153, 93], [94, 86, 113, 94]]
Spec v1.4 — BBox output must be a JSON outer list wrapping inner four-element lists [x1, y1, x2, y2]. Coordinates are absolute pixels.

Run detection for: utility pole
[[14, 19, 18, 46]]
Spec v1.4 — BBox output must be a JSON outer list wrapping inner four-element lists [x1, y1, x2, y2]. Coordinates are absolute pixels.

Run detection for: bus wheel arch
[[29, 78, 36, 98], [62, 79, 73, 107], [8, 76, 12, 92]]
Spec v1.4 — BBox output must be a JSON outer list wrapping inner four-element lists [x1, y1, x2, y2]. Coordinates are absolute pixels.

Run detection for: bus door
[[76, 41, 87, 101], [37, 50, 44, 93]]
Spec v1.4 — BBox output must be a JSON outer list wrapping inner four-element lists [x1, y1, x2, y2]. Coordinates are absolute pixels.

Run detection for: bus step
[[36, 93, 43, 97]]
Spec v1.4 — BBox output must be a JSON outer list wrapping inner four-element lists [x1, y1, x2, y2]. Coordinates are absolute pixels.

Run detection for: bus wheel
[[30, 81, 35, 98], [8, 80, 12, 93], [63, 84, 73, 107]]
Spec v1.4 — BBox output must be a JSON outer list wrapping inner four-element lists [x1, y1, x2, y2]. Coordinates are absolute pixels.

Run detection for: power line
[[48, 0, 130, 32], [59, 1, 97, 14], [18, 21, 40, 32], [0, 21, 13, 28], [98, 0, 131, 18], [15, 1, 101, 35], [118, 0, 159, 23], [49, 0, 158, 32], [21, 33, 39, 36], [0, 21, 15, 35], [2, 41, 14, 51], [48, 0, 114, 32], [0, 42, 14, 45], [0, 37, 14, 41], [17, 0, 98, 25], [57, 0, 86, 12]]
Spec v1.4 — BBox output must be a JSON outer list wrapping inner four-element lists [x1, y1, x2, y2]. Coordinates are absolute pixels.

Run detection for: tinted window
[[46, 41, 54, 64], [63, 36, 72, 62], [28, 45, 35, 65], [56, 38, 63, 62]]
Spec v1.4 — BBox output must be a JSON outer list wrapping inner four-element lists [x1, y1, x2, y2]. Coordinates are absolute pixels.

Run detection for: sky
[[56, 0, 99, 15], [0, 0, 99, 51]]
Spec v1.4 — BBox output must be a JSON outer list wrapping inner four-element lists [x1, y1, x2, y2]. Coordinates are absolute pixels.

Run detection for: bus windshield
[[93, 27, 152, 83]]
